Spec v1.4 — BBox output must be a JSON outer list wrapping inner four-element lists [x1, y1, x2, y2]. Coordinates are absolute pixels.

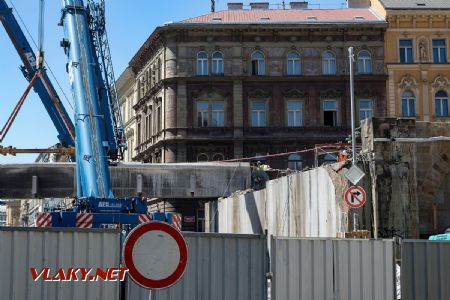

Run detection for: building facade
[[370, 0, 450, 121], [117, 67, 137, 162], [120, 2, 388, 169]]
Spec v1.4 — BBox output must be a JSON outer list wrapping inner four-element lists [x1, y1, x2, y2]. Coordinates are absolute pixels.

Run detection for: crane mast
[[61, 0, 113, 198]]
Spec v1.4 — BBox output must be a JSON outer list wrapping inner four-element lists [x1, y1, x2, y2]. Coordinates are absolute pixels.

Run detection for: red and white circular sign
[[123, 221, 188, 289], [344, 186, 366, 209]]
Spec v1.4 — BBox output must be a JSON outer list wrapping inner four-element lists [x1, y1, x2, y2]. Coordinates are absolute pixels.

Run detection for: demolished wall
[[362, 118, 450, 238], [207, 167, 355, 238]]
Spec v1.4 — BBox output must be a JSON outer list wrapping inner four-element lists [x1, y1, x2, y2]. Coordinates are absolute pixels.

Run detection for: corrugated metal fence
[[0, 227, 121, 300], [401, 240, 450, 300], [272, 238, 395, 300], [127, 232, 267, 300]]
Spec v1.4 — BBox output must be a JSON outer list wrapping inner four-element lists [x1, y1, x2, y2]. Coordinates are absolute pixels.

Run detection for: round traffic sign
[[344, 186, 366, 209], [123, 221, 188, 289]]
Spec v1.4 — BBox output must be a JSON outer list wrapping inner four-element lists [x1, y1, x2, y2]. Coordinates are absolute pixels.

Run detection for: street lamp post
[[348, 47, 356, 166]]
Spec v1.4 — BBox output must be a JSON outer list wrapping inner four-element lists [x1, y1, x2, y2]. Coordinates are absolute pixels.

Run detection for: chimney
[[347, 0, 371, 8], [290, 1, 308, 9], [250, 2, 270, 10], [227, 2, 244, 10]]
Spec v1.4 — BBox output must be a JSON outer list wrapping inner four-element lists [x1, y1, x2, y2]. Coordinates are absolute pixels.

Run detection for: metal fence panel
[[127, 232, 267, 300], [402, 240, 450, 300], [0, 227, 120, 300], [272, 238, 395, 300]]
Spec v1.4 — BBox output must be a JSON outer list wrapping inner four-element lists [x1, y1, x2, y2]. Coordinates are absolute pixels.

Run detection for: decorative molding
[[191, 86, 230, 99], [282, 88, 307, 98], [356, 88, 377, 98], [398, 74, 419, 91], [320, 89, 342, 98], [432, 74, 450, 91], [248, 88, 271, 98]]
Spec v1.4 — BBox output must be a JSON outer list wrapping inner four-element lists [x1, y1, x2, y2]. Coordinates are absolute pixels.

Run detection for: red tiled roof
[[181, 9, 383, 23]]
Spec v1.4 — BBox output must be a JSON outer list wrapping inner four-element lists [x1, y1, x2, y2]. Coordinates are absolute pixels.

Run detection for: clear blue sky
[[0, 0, 343, 163]]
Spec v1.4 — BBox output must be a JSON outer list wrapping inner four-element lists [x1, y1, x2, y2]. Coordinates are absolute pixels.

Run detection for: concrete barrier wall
[[127, 232, 267, 300], [210, 167, 343, 238], [0, 162, 251, 199], [272, 238, 396, 300], [0, 227, 120, 300], [402, 240, 450, 300]]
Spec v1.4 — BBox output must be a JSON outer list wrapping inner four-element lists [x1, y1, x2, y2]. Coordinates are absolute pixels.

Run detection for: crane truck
[[0, 0, 170, 229]]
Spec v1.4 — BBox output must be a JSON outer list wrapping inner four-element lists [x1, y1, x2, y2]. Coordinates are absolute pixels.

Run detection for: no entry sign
[[123, 221, 188, 289], [344, 186, 366, 209]]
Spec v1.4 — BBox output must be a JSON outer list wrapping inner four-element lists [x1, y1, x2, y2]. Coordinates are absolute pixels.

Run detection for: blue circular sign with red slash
[[344, 186, 366, 209], [123, 221, 188, 289]]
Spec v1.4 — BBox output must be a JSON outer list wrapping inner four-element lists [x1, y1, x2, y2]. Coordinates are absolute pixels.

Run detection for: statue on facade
[[419, 40, 427, 61]]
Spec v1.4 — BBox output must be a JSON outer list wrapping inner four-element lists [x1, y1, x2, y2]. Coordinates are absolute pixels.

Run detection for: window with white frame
[[212, 51, 224, 75], [251, 100, 267, 127], [435, 90, 449, 116], [288, 153, 303, 171], [433, 39, 447, 63], [357, 51, 372, 74], [401, 91, 416, 117], [196, 100, 225, 127], [251, 51, 265, 75], [359, 99, 373, 121], [197, 101, 209, 127], [287, 51, 301, 75], [323, 99, 338, 126], [197, 51, 208, 76], [399, 39, 413, 63], [287, 100, 303, 127], [322, 51, 336, 75]]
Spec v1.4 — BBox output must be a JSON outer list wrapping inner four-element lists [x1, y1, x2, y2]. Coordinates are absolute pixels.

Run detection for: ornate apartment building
[[371, 0, 450, 121], [119, 2, 388, 169]]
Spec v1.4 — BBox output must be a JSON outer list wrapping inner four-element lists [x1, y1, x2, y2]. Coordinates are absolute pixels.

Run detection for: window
[[287, 100, 303, 127], [288, 154, 303, 171], [433, 39, 447, 63], [323, 100, 338, 126], [212, 51, 224, 75], [251, 101, 267, 127], [357, 51, 372, 74], [251, 51, 265, 75], [212, 153, 225, 161], [399, 39, 413, 63], [212, 101, 224, 126], [197, 101, 209, 127], [287, 51, 301, 75], [322, 51, 336, 75], [401, 91, 416, 117], [321, 153, 337, 166], [196, 100, 225, 127], [197, 51, 208, 76], [197, 153, 209, 162], [359, 99, 373, 121], [435, 91, 449, 116]]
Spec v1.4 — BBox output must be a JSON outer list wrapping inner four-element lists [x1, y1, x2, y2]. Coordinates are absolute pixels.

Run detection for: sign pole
[[348, 47, 356, 166]]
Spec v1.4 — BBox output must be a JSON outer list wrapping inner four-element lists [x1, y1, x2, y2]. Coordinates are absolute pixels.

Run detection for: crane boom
[[0, 0, 75, 147], [61, 0, 113, 198]]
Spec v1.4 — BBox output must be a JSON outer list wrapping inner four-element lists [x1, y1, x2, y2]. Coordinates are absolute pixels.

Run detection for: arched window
[[287, 51, 301, 75], [322, 153, 336, 166], [322, 51, 336, 75], [251, 51, 265, 75], [197, 51, 208, 76], [435, 90, 449, 116], [212, 153, 225, 161], [288, 153, 303, 170], [357, 50, 372, 74], [212, 51, 224, 75], [197, 153, 209, 162], [401, 91, 416, 117]]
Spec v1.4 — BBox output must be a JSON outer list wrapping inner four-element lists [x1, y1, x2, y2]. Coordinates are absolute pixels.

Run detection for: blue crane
[[0, 0, 75, 148]]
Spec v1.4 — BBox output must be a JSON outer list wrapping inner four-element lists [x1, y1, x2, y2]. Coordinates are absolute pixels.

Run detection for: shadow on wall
[[244, 192, 263, 234]]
